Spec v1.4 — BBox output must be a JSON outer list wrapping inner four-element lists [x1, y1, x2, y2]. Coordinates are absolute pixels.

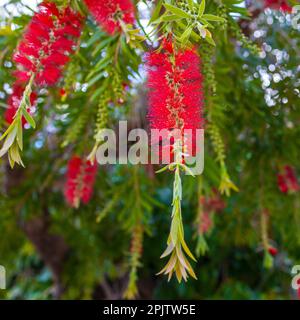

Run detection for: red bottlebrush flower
[[200, 211, 213, 234], [64, 156, 98, 208], [13, 2, 83, 87], [84, 0, 135, 35], [268, 246, 278, 256], [277, 166, 299, 194], [264, 0, 292, 12], [146, 41, 204, 161], [198, 191, 225, 235], [207, 189, 226, 212], [5, 83, 37, 126], [284, 165, 300, 192], [200, 191, 226, 214], [59, 88, 67, 97], [277, 173, 289, 193]]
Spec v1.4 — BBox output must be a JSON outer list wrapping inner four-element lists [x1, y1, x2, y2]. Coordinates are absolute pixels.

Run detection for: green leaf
[[23, 109, 36, 129], [87, 71, 105, 87], [198, 0, 205, 18], [156, 165, 170, 174], [9, 142, 18, 162], [187, 0, 194, 11], [199, 18, 213, 28], [92, 36, 116, 57], [196, 234, 209, 257], [0, 125, 18, 157], [164, 3, 191, 19], [16, 119, 23, 151], [179, 25, 193, 44], [202, 14, 226, 22], [0, 125, 13, 142], [180, 163, 195, 177], [170, 214, 180, 246], [161, 14, 183, 22], [10, 141, 24, 167], [160, 243, 174, 259], [180, 234, 197, 262], [86, 31, 103, 48], [149, 0, 163, 24], [24, 95, 31, 108], [7, 149, 15, 168], [205, 34, 216, 46], [263, 251, 274, 269]]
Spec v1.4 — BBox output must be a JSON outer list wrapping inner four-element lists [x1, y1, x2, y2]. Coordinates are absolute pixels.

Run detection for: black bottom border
[[0, 300, 298, 318]]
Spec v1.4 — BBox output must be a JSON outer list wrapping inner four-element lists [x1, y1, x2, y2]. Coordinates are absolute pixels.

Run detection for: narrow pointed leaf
[[164, 3, 191, 19], [198, 0, 205, 18]]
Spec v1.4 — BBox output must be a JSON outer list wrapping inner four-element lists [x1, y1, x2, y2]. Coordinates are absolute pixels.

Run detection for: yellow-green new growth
[[157, 140, 197, 282], [0, 73, 36, 168]]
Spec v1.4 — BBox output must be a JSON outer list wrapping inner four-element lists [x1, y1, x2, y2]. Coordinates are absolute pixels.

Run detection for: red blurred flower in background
[[64, 156, 98, 208], [84, 0, 135, 34], [13, 2, 83, 86], [268, 246, 278, 256], [5, 83, 37, 126], [199, 191, 226, 234], [264, 0, 292, 12], [277, 166, 299, 194]]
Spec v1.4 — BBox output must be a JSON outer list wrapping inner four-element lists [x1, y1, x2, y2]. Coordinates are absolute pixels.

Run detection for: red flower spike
[[64, 156, 98, 208], [268, 246, 278, 256], [146, 41, 204, 161], [277, 173, 289, 193], [284, 165, 300, 192], [199, 191, 225, 235], [84, 0, 135, 35], [277, 166, 299, 194], [5, 83, 37, 126], [14, 2, 83, 87], [264, 0, 292, 12], [200, 211, 213, 234], [59, 88, 67, 97]]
